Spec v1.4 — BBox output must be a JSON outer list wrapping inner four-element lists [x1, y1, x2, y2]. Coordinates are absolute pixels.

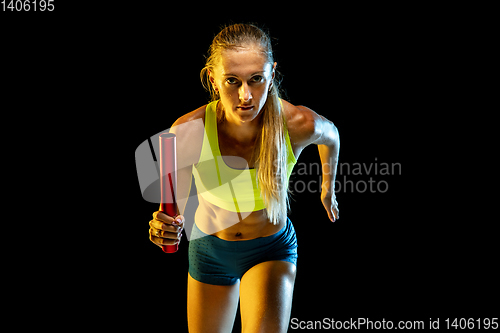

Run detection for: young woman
[[148, 24, 340, 333]]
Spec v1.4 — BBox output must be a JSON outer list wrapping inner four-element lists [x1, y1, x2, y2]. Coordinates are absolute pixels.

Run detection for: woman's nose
[[239, 83, 252, 102]]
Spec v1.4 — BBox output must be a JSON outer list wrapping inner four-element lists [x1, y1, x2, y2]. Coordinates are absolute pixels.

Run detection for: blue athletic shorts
[[188, 218, 298, 286]]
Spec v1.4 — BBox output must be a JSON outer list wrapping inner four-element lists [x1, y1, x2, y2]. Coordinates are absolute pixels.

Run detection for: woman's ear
[[269, 62, 277, 91], [208, 70, 218, 92]]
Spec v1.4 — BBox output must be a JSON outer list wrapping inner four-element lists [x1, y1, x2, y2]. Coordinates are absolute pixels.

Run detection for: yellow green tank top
[[192, 100, 297, 212]]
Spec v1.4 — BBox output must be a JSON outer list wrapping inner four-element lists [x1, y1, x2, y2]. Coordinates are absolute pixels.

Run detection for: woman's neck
[[219, 118, 261, 145], [218, 104, 263, 144]]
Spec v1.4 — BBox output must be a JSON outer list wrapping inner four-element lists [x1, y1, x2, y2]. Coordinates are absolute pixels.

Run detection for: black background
[[2, 3, 497, 332]]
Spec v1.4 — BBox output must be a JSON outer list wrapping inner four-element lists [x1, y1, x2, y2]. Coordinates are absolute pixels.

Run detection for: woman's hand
[[321, 190, 339, 222], [149, 211, 184, 248]]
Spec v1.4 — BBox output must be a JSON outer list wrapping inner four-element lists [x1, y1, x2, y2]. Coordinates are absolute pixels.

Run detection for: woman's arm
[[284, 101, 340, 222], [314, 114, 340, 222], [164, 106, 206, 215], [149, 106, 206, 249]]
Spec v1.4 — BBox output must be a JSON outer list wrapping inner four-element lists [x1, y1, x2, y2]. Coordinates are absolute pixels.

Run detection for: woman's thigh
[[239, 260, 297, 333], [187, 273, 240, 333]]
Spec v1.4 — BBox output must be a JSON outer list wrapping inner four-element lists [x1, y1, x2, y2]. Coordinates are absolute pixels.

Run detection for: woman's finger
[[154, 228, 181, 240], [152, 211, 175, 223], [149, 219, 180, 232], [332, 203, 339, 220], [153, 211, 185, 226], [149, 229, 181, 246]]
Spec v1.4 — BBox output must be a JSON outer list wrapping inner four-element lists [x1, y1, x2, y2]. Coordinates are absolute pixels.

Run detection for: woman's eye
[[251, 75, 263, 83], [226, 78, 239, 84]]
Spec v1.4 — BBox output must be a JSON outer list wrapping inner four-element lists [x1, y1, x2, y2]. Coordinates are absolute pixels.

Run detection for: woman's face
[[210, 47, 276, 124]]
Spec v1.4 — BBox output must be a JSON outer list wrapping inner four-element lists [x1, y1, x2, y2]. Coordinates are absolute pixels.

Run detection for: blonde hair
[[200, 23, 289, 225]]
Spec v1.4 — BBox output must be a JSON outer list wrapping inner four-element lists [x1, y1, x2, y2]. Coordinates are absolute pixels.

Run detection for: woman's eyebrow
[[223, 71, 265, 77]]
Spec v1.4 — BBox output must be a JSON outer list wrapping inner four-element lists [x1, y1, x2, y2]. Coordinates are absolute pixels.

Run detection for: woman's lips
[[237, 105, 254, 111]]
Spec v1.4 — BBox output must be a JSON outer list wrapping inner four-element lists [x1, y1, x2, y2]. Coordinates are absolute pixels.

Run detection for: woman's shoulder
[[169, 105, 208, 165], [172, 104, 207, 128], [281, 99, 321, 146]]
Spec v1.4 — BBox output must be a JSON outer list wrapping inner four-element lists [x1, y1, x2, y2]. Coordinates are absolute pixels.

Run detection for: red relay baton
[[159, 133, 179, 253]]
